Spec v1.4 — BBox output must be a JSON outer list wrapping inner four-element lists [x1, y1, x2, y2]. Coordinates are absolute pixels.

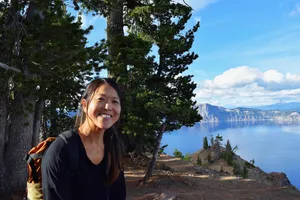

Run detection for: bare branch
[[182, 0, 193, 10], [0, 62, 21, 73]]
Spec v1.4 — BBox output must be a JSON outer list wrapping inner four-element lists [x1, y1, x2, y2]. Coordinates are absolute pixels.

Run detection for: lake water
[[161, 121, 300, 189]]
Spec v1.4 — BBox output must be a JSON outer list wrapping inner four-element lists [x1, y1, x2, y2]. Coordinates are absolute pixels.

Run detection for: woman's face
[[82, 83, 121, 130]]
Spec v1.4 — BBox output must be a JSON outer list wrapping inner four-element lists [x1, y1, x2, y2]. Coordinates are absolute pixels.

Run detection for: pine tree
[[127, 0, 202, 181], [203, 136, 209, 150], [0, 0, 103, 193], [226, 139, 232, 152], [210, 135, 214, 146]]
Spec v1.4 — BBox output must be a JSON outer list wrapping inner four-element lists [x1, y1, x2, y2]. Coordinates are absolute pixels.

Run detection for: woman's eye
[[98, 97, 104, 101], [113, 100, 119, 104]]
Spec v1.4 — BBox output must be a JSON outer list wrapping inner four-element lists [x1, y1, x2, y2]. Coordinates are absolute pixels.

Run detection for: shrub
[[242, 163, 248, 178], [250, 159, 255, 166], [221, 151, 234, 166], [197, 154, 202, 166], [206, 152, 212, 163], [225, 139, 232, 152], [183, 153, 192, 162], [244, 161, 255, 168], [233, 162, 248, 178], [173, 149, 184, 159], [233, 162, 241, 176]]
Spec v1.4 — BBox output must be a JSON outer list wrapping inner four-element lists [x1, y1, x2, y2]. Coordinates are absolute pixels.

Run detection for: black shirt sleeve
[[109, 171, 126, 200], [42, 137, 72, 200]]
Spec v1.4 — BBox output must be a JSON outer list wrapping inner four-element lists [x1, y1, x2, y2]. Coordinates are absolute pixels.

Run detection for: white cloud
[[204, 66, 262, 89], [286, 73, 300, 82], [263, 70, 284, 83], [195, 66, 300, 107], [290, 2, 300, 16], [173, 0, 218, 11]]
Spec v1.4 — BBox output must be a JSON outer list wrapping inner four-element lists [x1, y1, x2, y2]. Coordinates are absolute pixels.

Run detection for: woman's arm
[[41, 138, 72, 200], [109, 171, 126, 200]]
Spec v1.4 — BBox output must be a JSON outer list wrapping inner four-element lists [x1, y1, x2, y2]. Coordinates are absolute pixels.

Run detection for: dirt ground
[[125, 155, 300, 200], [2, 154, 299, 200]]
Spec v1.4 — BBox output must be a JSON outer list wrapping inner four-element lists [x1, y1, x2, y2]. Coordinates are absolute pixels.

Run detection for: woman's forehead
[[94, 83, 119, 99]]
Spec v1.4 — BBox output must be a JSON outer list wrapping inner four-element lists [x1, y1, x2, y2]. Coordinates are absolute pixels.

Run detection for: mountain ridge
[[198, 103, 300, 122]]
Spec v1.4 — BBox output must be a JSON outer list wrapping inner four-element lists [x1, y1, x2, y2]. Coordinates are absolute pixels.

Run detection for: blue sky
[[69, 0, 300, 108]]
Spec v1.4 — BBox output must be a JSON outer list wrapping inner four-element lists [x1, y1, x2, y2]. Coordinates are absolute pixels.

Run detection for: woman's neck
[[78, 121, 105, 145]]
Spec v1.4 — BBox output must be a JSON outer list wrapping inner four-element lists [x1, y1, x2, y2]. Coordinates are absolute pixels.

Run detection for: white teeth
[[101, 114, 111, 118]]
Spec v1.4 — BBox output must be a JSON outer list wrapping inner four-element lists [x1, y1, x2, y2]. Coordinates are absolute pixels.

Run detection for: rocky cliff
[[198, 103, 300, 122], [192, 144, 293, 188]]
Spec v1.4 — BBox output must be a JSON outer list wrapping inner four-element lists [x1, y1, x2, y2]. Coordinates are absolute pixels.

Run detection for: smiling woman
[[41, 78, 126, 200]]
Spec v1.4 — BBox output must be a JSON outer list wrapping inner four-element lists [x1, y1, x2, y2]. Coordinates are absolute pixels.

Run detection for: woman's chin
[[97, 124, 113, 130]]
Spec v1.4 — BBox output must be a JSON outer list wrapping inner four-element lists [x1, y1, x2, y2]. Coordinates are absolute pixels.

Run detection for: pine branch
[[0, 62, 21, 73]]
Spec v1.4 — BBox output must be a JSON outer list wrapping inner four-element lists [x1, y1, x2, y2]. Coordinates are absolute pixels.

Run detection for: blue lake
[[161, 121, 300, 189]]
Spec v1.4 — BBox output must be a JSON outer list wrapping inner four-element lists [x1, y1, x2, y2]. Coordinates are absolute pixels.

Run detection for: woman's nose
[[104, 102, 112, 110]]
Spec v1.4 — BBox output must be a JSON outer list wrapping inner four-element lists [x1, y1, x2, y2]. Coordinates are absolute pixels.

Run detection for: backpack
[[25, 130, 79, 200]]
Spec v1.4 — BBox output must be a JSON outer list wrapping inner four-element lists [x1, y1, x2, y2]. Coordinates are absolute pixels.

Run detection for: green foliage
[[221, 151, 234, 166], [183, 153, 192, 162], [210, 135, 214, 146], [216, 134, 223, 142], [244, 161, 255, 168], [206, 152, 212, 163], [159, 144, 168, 155], [225, 139, 232, 152], [233, 162, 241, 176], [172, 149, 192, 162], [173, 148, 184, 159], [197, 154, 202, 166], [232, 145, 239, 153], [242, 163, 249, 178], [115, 0, 202, 153], [203, 136, 209, 150], [221, 139, 239, 166], [1, 0, 104, 134], [233, 162, 248, 178]]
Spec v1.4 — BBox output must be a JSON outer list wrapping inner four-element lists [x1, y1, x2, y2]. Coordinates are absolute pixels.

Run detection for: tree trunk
[[106, 0, 125, 78], [32, 98, 44, 145], [142, 123, 167, 182], [39, 115, 48, 142], [0, 0, 44, 194], [3, 93, 36, 193], [0, 92, 8, 192]]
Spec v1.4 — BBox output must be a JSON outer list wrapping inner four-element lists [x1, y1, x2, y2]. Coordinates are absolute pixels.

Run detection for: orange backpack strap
[[25, 137, 56, 183]]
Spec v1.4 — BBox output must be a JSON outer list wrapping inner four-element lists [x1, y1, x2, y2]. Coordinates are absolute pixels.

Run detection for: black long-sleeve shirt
[[41, 132, 126, 200]]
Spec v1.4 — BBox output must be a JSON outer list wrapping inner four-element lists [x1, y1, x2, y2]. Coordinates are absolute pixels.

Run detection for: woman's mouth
[[99, 114, 112, 118]]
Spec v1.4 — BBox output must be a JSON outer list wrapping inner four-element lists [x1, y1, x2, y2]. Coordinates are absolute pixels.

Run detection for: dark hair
[[75, 78, 123, 184]]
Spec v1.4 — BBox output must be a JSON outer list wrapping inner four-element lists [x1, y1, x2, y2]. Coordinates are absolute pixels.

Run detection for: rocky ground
[[125, 154, 300, 200], [2, 154, 299, 200]]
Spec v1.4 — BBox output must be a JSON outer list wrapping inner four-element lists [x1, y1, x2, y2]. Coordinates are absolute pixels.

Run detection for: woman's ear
[[81, 99, 87, 113]]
